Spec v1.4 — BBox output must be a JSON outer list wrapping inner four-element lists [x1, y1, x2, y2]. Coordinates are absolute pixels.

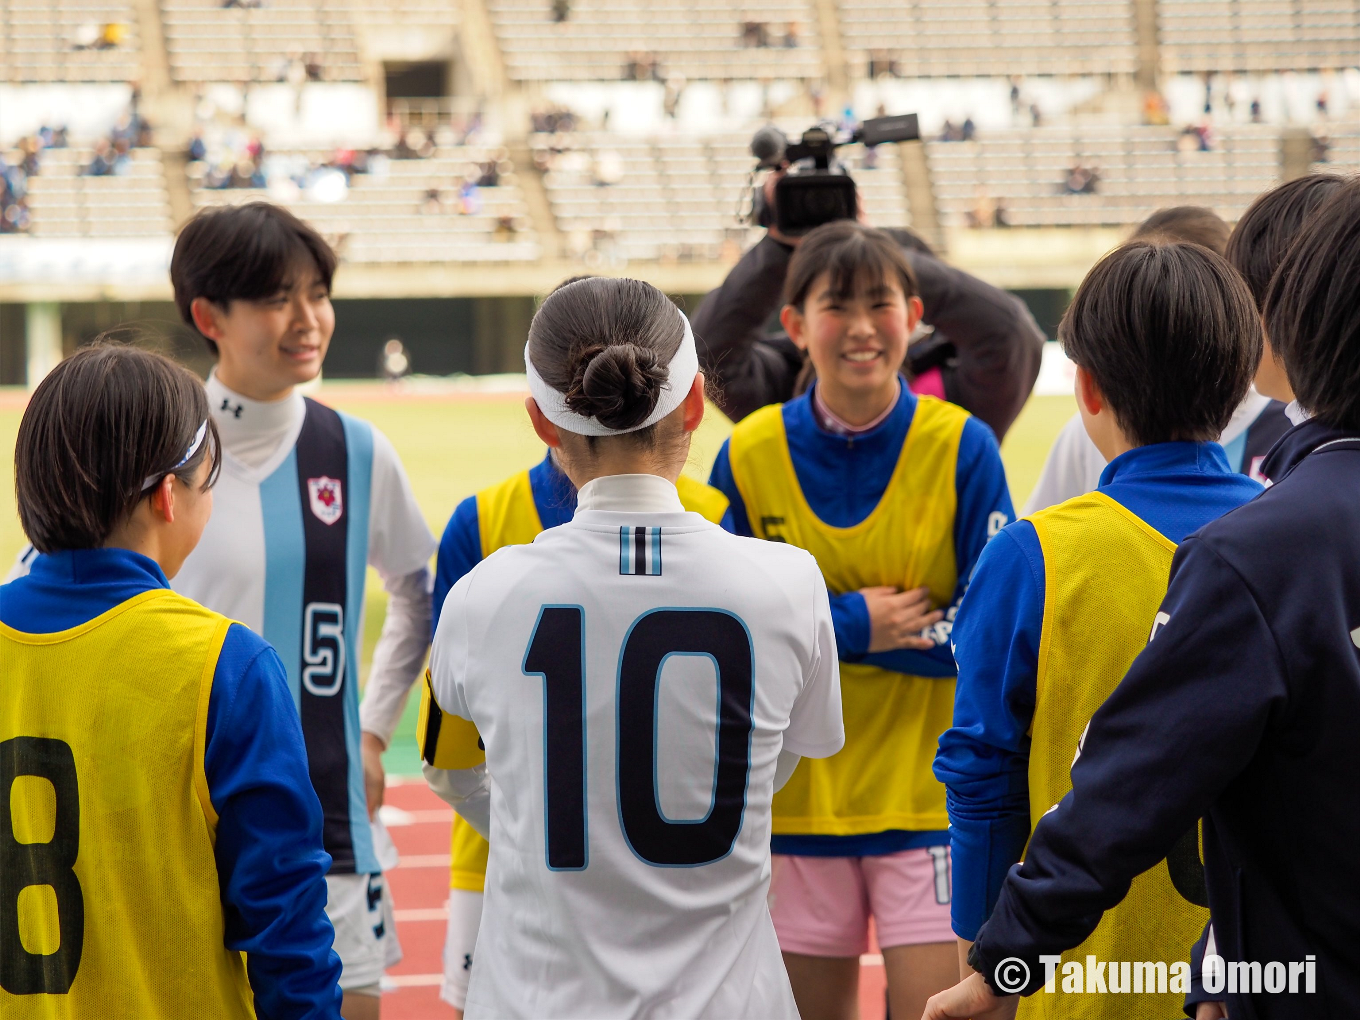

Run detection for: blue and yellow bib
[[1020, 492, 1208, 1019], [0, 591, 255, 1018], [728, 396, 966, 836]]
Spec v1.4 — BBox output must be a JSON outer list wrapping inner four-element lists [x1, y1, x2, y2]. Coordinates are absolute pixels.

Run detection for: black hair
[[527, 277, 687, 440], [1263, 178, 1360, 431], [1059, 240, 1261, 446], [1131, 206, 1231, 256], [170, 201, 337, 355], [784, 220, 919, 310], [1226, 173, 1348, 308], [16, 341, 221, 552]]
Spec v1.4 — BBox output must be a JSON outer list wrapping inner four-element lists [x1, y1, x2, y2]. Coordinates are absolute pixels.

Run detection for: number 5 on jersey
[[524, 605, 755, 871]]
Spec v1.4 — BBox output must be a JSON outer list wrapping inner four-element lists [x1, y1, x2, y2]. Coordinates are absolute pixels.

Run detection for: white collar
[[1285, 400, 1313, 426], [205, 372, 307, 473], [575, 474, 685, 514]]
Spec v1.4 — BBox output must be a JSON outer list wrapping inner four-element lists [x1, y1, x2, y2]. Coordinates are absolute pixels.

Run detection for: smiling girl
[[708, 221, 1014, 1020]]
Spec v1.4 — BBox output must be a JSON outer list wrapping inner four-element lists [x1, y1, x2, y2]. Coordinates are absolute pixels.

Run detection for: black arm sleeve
[[690, 234, 804, 423], [692, 233, 1045, 437], [907, 252, 1046, 440]]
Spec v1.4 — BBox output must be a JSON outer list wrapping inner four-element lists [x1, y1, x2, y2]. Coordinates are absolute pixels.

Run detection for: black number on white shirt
[[525, 606, 755, 870]]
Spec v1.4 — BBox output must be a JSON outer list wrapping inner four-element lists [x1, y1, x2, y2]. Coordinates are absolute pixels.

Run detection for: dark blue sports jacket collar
[[1260, 419, 1360, 485]]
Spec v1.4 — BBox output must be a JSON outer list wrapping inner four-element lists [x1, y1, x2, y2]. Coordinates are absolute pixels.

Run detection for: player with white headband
[[419, 276, 845, 1019]]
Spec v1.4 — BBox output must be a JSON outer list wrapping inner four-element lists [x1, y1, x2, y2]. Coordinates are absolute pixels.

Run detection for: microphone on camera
[[750, 125, 788, 169]]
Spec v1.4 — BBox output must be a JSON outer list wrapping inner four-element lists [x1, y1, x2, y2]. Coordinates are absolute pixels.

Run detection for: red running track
[[378, 781, 887, 1020]]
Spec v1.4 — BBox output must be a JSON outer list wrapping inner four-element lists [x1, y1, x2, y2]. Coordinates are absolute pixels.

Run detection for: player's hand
[[921, 972, 1019, 1020], [1195, 1002, 1228, 1020], [861, 585, 944, 652], [361, 731, 387, 819]]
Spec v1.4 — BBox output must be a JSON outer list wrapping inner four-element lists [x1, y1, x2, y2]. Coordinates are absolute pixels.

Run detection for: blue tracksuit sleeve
[[206, 624, 343, 1019], [433, 495, 482, 636], [708, 439, 754, 537], [972, 536, 1286, 992], [859, 415, 1014, 677], [933, 522, 1042, 939]]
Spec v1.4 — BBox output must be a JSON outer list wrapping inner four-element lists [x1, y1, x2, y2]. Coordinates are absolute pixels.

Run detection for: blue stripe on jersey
[[619, 527, 662, 575], [1221, 428, 1248, 473], [340, 412, 377, 875], [260, 447, 306, 712]]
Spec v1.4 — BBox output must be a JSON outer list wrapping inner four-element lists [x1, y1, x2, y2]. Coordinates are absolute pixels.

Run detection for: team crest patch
[[308, 476, 344, 525]]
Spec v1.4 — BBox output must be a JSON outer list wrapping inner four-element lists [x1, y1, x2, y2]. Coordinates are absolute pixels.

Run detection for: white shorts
[[327, 871, 403, 992], [440, 889, 484, 1009]]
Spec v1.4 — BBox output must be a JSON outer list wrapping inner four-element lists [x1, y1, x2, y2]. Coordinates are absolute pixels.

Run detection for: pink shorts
[[768, 847, 954, 957]]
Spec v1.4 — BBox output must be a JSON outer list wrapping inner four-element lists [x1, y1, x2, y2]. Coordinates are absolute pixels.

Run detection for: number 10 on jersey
[[523, 606, 755, 871]]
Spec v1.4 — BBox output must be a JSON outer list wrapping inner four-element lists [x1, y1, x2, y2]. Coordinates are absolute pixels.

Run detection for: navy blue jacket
[[971, 420, 1360, 1018]]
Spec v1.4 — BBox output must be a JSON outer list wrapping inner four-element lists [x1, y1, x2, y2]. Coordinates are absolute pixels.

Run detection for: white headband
[[141, 419, 208, 491], [525, 308, 699, 437]]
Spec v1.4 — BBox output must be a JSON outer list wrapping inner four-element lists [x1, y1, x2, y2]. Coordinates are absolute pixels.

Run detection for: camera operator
[[693, 172, 1045, 439]]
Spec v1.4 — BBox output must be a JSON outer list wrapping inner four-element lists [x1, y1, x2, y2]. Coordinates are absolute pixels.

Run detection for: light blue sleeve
[[933, 522, 1043, 940], [206, 624, 343, 1019], [433, 495, 482, 638]]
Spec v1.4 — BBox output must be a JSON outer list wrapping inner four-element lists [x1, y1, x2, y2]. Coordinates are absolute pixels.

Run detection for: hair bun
[[564, 342, 667, 431]]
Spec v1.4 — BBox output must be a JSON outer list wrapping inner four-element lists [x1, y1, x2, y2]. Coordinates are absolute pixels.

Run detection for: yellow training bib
[[727, 397, 965, 835], [0, 591, 255, 1019], [434, 465, 732, 891], [1019, 491, 1209, 1020]]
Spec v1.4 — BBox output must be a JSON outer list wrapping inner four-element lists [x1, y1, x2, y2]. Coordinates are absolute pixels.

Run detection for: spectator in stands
[[741, 22, 770, 47], [784, 22, 801, 47], [188, 131, 207, 163], [304, 53, 323, 82], [691, 174, 1045, 439], [84, 140, 117, 178], [1062, 163, 1099, 195], [551, 0, 570, 22], [0, 154, 31, 234], [1029, 102, 1042, 126], [961, 117, 976, 141], [1250, 97, 1263, 123]]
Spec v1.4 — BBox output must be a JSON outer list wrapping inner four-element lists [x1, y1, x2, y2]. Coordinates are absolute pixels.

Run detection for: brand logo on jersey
[[307, 476, 344, 525], [220, 398, 244, 419], [619, 526, 662, 575]]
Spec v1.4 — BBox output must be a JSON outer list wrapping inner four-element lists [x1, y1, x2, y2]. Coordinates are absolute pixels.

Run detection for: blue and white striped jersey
[[174, 381, 434, 875]]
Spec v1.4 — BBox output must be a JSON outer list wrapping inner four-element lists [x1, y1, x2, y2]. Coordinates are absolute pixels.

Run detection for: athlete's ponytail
[[16, 340, 220, 552], [527, 277, 690, 442]]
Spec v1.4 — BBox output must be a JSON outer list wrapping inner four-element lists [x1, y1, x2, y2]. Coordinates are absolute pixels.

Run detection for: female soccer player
[[707, 220, 1014, 1020], [420, 276, 844, 1018], [391, 403, 732, 1016], [169, 202, 435, 1019], [0, 343, 340, 1017]]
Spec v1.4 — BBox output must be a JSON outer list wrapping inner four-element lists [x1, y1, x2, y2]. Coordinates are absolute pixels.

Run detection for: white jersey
[[1022, 389, 1275, 515], [428, 473, 843, 1020], [175, 376, 434, 874]]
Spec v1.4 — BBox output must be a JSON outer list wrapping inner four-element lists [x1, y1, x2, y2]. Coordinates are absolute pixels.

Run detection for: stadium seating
[[0, 0, 140, 82], [837, 0, 1138, 78], [1159, 0, 1360, 74], [159, 0, 364, 83], [191, 148, 541, 263], [1315, 125, 1360, 176], [539, 132, 909, 263], [488, 0, 824, 82], [20, 146, 173, 237], [927, 125, 1283, 228]]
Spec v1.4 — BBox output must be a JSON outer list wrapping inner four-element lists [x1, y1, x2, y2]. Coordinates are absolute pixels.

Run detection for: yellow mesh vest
[[1018, 492, 1208, 1020], [439, 466, 732, 892], [0, 590, 255, 1019], [728, 397, 965, 835]]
